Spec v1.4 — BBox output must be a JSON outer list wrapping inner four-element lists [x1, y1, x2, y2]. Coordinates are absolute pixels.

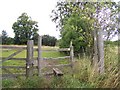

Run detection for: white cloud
[[0, 0, 60, 39]]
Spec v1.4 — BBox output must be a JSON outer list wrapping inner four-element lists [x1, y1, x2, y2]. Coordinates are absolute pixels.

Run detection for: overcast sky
[[0, 0, 60, 38], [0, 0, 119, 40]]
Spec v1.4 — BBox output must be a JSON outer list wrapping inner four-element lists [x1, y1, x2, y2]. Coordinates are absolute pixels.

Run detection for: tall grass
[[50, 43, 119, 88], [87, 43, 119, 88]]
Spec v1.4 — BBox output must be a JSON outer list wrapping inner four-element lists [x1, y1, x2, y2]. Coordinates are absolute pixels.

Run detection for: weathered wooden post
[[93, 3, 104, 74], [117, 2, 120, 78], [93, 27, 99, 73], [26, 40, 34, 77], [38, 35, 42, 76], [70, 41, 74, 69], [97, 27, 104, 74]]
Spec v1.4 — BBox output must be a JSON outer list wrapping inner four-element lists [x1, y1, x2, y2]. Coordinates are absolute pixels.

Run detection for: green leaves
[[12, 12, 39, 45], [59, 9, 94, 54]]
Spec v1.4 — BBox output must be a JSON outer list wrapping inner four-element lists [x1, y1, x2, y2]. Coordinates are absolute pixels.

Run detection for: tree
[[51, 2, 96, 56], [12, 13, 39, 45], [59, 13, 94, 55], [1, 30, 8, 44], [0, 30, 14, 45], [42, 35, 57, 46], [7, 37, 14, 45]]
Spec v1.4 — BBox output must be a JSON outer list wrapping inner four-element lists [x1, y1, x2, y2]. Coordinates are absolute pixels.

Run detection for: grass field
[[2, 46, 66, 65], [1, 44, 119, 88]]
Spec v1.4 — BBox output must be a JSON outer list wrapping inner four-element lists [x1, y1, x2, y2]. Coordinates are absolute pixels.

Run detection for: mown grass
[[2, 44, 119, 88], [2, 46, 65, 66]]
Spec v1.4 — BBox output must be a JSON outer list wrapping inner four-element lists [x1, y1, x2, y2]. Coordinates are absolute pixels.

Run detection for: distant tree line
[[104, 40, 120, 46], [0, 30, 57, 46], [0, 13, 57, 46], [0, 30, 14, 45], [42, 35, 57, 46]]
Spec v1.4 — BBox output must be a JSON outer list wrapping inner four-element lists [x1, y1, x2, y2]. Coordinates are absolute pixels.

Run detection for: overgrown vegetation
[[51, 1, 118, 56], [2, 42, 119, 88]]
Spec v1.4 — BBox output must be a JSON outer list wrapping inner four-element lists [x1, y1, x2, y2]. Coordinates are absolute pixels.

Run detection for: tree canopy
[[12, 13, 39, 45]]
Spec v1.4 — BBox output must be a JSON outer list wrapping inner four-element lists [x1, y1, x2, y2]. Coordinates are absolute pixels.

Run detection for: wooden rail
[[1, 66, 25, 69], [0, 45, 38, 51], [2, 74, 25, 78], [43, 56, 70, 60], [47, 64, 71, 67], [0, 45, 27, 49], [42, 48, 70, 52], [0, 57, 26, 60]]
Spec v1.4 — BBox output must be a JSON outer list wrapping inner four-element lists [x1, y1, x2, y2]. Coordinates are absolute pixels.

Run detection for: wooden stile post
[[93, 28, 99, 73], [97, 28, 104, 74], [95, 3, 104, 74], [70, 41, 74, 69], [26, 40, 34, 77], [38, 35, 42, 76]]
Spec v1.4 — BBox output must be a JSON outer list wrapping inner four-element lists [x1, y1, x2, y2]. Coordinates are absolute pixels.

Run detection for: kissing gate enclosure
[[0, 36, 74, 78]]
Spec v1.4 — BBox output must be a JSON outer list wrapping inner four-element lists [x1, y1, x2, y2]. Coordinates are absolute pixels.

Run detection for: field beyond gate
[[0, 40, 73, 78]]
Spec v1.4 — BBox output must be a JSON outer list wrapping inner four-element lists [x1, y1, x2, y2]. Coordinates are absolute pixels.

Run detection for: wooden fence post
[[93, 28, 99, 72], [70, 41, 74, 68], [26, 40, 34, 77], [38, 35, 42, 76], [97, 28, 104, 74]]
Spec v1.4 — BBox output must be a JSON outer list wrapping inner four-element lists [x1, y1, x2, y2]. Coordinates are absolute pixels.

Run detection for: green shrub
[[2, 79, 16, 88], [18, 76, 49, 88]]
